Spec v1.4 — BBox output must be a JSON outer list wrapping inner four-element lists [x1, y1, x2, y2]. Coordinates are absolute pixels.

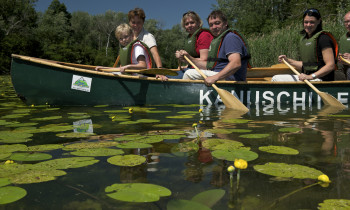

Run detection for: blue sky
[[34, 0, 218, 29]]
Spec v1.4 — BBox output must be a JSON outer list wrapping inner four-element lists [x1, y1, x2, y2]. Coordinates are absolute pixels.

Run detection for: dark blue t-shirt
[[212, 32, 248, 81]]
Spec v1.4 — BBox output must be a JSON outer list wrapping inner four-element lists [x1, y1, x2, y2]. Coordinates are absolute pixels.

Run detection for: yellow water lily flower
[[192, 123, 198, 127], [198, 108, 203, 113], [31, 104, 35, 107], [128, 108, 133, 114], [318, 174, 331, 183], [234, 159, 248, 169], [4, 160, 12, 164], [227, 165, 235, 172]]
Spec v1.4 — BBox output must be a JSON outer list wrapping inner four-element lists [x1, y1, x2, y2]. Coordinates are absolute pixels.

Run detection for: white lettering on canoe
[[338, 92, 348, 104], [199, 90, 348, 107], [200, 90, 213, 105]]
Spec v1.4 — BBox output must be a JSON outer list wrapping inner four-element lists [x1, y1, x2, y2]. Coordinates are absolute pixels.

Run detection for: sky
[[34, 0, 218, 29]]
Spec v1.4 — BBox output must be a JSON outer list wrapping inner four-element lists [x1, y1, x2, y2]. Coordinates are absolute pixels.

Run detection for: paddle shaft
[[340, 56, 350, 65], [282, 59, 321, 94]]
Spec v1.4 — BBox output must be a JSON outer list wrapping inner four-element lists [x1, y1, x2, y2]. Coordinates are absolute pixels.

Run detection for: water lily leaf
[[35, 124, 73, 133], [318, 199, 350, 209], [177, 111, 199, 114], [33, 157, 99, 170], [191, 189, 225, 208], [30, 116, 62, 121], [136, 119, 160, 123], [70, 148, 124, 157], [230, 129, 252, 133], [2, 113, 29, 119], [138, 134, 186, 144], [171, 142, 199, 153], [278, 127, 302, 133], [119, 121, 140, 125], [5, 122, 38, 128], [212, 149, 258, 161], [63, 142, 118, 150], [12, 109, 32, 113], [56, 132, 95, 138], [221, 119, 252, 124], [145, 110, 171, 113], [0, 178, 11, 187], [166, 115, 194, 119], [94, 105, 109, 108], [214, 143, 250, 151], [253, 162, 323, 179], [10, 152, 52, 161], [0, 144, 27, 153], [107, 155, 146, 166], [105, 183, 171, 202], [114, 135, 146, 142], [104, 110, 128, 113], [167, 199, 211, 210], [329, 115, 350, 118], [0, 163, 32, 177], [10, 169, 66, 184], [0, 153, 11, 160], [204, 129, 235, 134], [0, 186, 27, 204], [239, 134, 270, 139], [152, 124, 176, 128], [68, 115, 90, 120], [259, 146, 299, 155], [68, 112, 88, 115], [0, 120, 19, 126], [116, 142, 153, 149], [202, 139, 243, 150], [26, 144, 64, 152], [0, 131, 33, 143]]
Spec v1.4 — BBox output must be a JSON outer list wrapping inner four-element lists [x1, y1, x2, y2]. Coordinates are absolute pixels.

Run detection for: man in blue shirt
[[180, 10, 249, 86]]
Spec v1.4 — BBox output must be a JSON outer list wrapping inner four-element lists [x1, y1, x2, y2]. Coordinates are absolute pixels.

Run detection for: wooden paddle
[[184, 55, 249, 112], [56, 62, 178, 76], [282, 59, 346, 109], [340, 55, 350, 65], [112, 55, 120, 68]]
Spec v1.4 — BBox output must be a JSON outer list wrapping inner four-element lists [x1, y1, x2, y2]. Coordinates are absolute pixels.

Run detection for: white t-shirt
[[131, 43, 150, 68], [137, 28, 157, 49]]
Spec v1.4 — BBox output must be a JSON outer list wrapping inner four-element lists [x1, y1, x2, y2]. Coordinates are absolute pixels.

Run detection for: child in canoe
[[95, 23, 154, 74]]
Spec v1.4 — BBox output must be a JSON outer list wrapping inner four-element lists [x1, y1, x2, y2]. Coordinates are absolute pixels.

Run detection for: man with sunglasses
[[339, 11, 350, 80], [179, 10, 249, 86]]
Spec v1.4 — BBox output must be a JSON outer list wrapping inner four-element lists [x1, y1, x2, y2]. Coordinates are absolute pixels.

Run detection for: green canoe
[[10, 54, 350, 108]]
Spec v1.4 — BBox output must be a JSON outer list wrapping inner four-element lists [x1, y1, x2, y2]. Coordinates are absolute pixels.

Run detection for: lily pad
[[191, 189, 225, 208], [204, 129, 235, 134], [10, 152, 52, 161], [70, 148, 124, 157], [33, 157, 99, 170], [278, 127, 302, 133], [63, 142, 118, 150], [167, 199, 211, 210], [56, 132, 95, 138], [253, 162, 324, 179], [0, 163, 33, 177], [239, 134, 270, 139], [0, 186, 27, 204], [166, 115, 194, 119], [105, 183, 171, 202], [35, 124, 73, 133], [27, 144, 64, 152], [202, 139, 243, 150], [152, 124, 176, 128], [5, 122, 38, 128], [30, 116, 62, 121], [0, 131, 33, 143], [0, 178, 11, 187], [116, 142, 153, 149], [318, 199, 350, 209], [0, 144, 27, 153], [136, 119, 160, 123], [0, 120, 19, 126], [259, 146, 299, 155], [212, 149, 258, 161], [0, 153, 11, 160], [10, 169, 66, 184], [107, 155, 146, 167]]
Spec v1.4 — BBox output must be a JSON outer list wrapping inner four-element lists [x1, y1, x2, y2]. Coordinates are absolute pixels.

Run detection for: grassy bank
[[248, 20, 347, 67]]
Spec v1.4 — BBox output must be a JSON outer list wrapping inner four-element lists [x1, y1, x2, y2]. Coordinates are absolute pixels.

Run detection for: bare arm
[[305, 47, 335, 79], [150, 46, 162, 68], [205, 53, 241, 86], [278, 55, 303, 71]]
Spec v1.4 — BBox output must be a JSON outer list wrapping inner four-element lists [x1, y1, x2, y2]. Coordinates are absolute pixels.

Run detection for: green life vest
[[119, 40, 155, 68], [183, 28, 211, 58], [339, 33, 350, 54], [299, 30, 338, 72], [206, 28, 251, 70]]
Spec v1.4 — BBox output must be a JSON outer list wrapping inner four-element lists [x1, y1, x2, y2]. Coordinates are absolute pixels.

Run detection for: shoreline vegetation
[[1, 0, 349, 74]]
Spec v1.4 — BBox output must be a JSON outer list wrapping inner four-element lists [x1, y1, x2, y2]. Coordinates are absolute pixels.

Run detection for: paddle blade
[[318, 92, 346, 109], [215, 87, 249, 112]]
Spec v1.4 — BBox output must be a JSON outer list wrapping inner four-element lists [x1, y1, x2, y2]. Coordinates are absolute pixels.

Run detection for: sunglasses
[[183, 11, 196, 17], [304, 8, 320, 16]]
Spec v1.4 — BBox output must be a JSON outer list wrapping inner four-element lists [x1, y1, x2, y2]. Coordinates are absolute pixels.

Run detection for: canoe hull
[[11, 55, 350, 107]]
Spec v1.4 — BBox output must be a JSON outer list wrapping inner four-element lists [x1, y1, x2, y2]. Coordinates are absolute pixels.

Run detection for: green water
[[1, 75, 350, 209]]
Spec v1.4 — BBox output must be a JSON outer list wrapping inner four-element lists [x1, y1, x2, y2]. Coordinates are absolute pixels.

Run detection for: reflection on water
[[1, 75, 350, 209]]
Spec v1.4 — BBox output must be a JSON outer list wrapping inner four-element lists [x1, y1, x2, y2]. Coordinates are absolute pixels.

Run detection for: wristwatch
[[311, 73, 316, 79]]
